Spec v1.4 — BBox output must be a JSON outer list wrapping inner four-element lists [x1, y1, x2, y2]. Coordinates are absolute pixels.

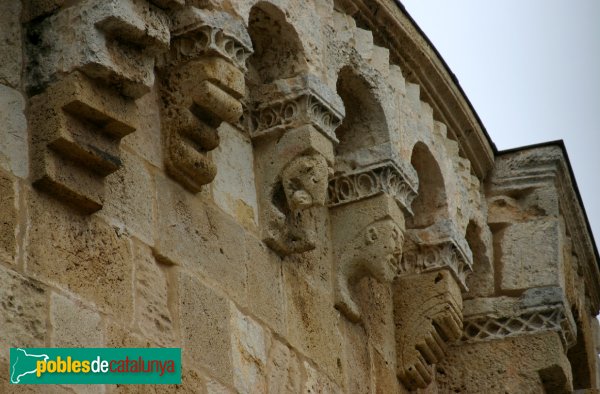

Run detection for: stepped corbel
[[158, 7, 253, 192], [393, 219, 473, 390], [249, 75, 344, 256], [26, 0, 171, 213]]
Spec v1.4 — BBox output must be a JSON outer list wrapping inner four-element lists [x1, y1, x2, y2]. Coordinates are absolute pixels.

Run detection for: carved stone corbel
[[27, 0, 171, 98], [29, 72, 138, 213], [393, 220, 473, 390], [158, 7, 253, 192], [394, 269, 463, 390], [249, 75, 344, 256], [331, 194, 405, 323], [26, 0, 171, 212]]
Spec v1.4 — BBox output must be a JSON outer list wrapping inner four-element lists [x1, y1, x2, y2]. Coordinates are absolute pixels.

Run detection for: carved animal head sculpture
[[335, 217, 404, 322]]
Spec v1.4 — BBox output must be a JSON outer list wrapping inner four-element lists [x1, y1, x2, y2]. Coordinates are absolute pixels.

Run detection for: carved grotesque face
[[281, 155, 329, 211], [361, 219, 403, 283]]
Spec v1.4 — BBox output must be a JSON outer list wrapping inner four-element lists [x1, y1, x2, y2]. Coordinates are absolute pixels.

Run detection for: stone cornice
[[334, 0, 495, 179], [461, 287, 577, 349], [490, 144, 600, 314]]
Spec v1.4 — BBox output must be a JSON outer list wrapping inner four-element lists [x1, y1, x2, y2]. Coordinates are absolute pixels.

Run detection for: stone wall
[[1, 0, 599, 393]]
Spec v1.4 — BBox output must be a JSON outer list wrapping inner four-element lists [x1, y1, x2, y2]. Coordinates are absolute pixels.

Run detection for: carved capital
[[163, 7, 253, 71], [327, 160, 417, 215], [400, 220, 473, 290], [29, 72, 137, 213], [158, 8, 251, 192], [248, 75, 345, 144], [462, 287, 577, 349], [394, 270, 463, 390]]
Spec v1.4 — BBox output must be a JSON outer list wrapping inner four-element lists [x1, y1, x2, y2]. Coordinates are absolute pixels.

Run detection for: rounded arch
[[334, 66, 389, 158], [407, 142, 448, 229], [247, 2, 308, 84]]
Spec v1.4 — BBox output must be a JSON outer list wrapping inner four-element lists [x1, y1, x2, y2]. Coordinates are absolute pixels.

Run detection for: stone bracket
[[250, 75, 341, 256], [256, 126, 334, 256], [394, 270, 463, 390], [158, 8, 252, 192], [27, 0, 171, 98], [30, 72, 137, 213]]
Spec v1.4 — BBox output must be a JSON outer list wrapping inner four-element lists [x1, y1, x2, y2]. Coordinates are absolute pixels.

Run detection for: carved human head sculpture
[[358, 219, 404, 282], [264, 153, 332, 256], [281, 154, 330, 211], [335, 216, 404, 322]]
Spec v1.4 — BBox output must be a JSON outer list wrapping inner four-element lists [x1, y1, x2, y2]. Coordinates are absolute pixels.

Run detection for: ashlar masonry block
[[0, 169, 17, 264], [0, 85, 28, 179], [26, 190, 134, 322], [179, 272, 233, 385], [50, 292, 104, 347], [265, 339, 302, 394], [154, 174, 247, 306], [230, 306, 268, 393], [134, 242, 175, 347], [500, 218, 562, 292], [0, 266, 47, 361]]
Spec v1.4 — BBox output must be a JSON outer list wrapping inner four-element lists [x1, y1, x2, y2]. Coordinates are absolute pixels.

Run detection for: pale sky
[[401, 0, 600, 246]]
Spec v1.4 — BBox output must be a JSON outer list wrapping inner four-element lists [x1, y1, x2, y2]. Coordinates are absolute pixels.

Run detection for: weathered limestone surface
[[50, 292, 104, 347], [0, 86, 28, 179], [1, 0, 598, 392], [0, 266, 47, 361], [0, 170, 17, 264], [0, 1, 22, 89]]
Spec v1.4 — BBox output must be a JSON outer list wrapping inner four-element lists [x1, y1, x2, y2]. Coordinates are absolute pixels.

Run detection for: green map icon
[[10, 348, 49, 384]]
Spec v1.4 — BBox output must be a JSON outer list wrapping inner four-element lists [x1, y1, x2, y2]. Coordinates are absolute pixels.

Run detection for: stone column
[[249, 75, 344, 256]]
